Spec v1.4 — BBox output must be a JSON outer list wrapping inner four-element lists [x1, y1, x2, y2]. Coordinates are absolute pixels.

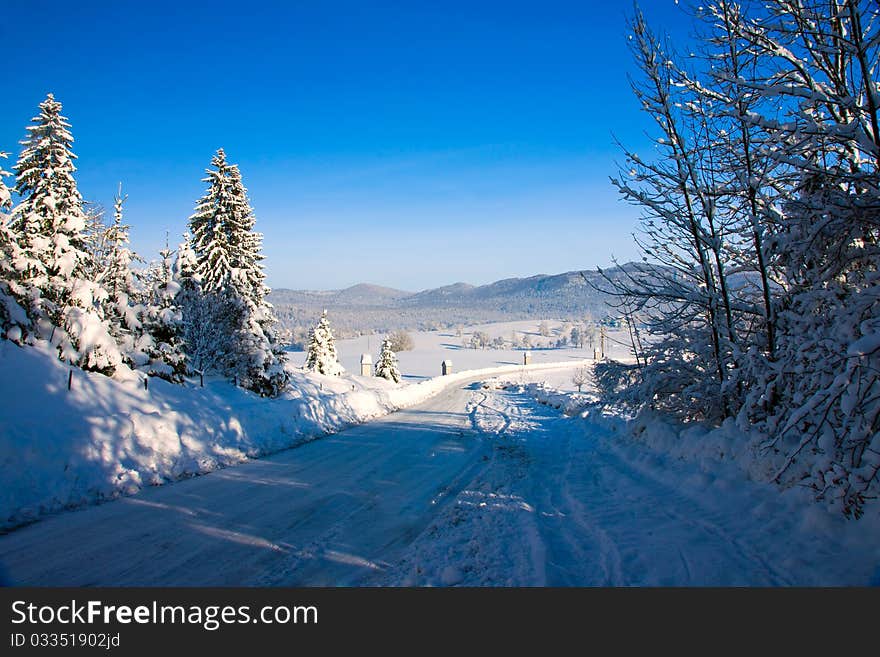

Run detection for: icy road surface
[[0, 377, 869, 585]]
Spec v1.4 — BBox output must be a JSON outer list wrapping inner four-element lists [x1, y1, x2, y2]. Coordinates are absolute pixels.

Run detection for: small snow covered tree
[[174, 232, 235, 375], [140, 238, 186, 381], [11, 93, 121, 373], [81, 201, 109, 282], [469, 330, 490, 349], [304, 310, 344, 376], [99, 184, 145, 361], [374, 337, 401, 383]]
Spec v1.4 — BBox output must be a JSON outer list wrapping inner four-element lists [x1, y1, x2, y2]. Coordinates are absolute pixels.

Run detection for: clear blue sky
[[1, 1, 690, 291]]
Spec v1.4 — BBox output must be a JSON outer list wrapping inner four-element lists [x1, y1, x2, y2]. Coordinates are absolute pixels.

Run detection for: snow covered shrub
[[739, 184, 880, 517]]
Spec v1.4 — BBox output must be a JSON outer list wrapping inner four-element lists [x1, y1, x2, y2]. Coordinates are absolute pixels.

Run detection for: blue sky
[[1, 1, 690, 290]]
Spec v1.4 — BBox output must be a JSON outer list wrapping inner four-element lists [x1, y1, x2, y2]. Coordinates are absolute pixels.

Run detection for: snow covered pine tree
[[374, 337, 401, 383], [304, 309, 344, 376], [0, 152, 31, 340], [184, 149, 287, 395], [10, 93, 122, 373], [138, 236, 187, 381]]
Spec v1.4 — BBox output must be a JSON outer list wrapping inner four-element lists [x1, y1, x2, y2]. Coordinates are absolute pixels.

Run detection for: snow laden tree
[[10, 93, 121, 372], [713, 0, 880, 517], [185, 149, 287, 395], [138, 237, 187, 381], [173, 233, 232, 375], [81, 201, 109, 282], [571, 365, 590, 393], [304, 310, 344, 376], [374, 337, 401, 383], [598, 11, 740, 421], [98, 184, 147, 363], [0, 152, 31, 340], [599, 2, 880, 516]]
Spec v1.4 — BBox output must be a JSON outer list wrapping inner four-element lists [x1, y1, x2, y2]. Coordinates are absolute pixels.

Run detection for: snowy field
[[287, 319, 635, 381]]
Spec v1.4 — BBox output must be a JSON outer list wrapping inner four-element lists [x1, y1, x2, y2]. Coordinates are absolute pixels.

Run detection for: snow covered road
[[0, 376, 873, 585]]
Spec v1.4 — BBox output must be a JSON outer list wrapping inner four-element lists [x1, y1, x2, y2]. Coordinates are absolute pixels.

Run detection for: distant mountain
[[269, 283, 410, 308], [269, 266, 634, 336], [334, 283, 412, 305]]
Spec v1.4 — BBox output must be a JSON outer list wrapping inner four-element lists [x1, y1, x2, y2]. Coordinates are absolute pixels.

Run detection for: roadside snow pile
[[0, 340, 586, 530], [481, 378, 597, 416]]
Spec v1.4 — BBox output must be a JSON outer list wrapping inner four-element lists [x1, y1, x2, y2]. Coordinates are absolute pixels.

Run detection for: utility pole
[[600, 325, 606, 359]]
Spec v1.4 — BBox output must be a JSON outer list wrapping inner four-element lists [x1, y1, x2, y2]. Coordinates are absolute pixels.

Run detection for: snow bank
[[504, 379, 880, 536], [0, 340, 585, 531]]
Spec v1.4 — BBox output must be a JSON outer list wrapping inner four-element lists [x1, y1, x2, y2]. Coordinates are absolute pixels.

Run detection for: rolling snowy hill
[[269, 265, 636, 335]]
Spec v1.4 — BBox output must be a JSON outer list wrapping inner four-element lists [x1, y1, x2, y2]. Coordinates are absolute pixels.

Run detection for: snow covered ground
[[287, 319, 635, 380], [0, 328, 590, 531], [1, 365, 876, 585], [375, 385, 880, 586], [2, 320, 876, 585]]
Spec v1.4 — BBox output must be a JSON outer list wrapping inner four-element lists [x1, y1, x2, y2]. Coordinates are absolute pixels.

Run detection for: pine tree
[[140, 237, 186, 381], [0, 152, 31, 340], [11, 93, 121, 372], [81, 201, 109, 282], [100, 184, 143, 356], [304, 310, 344, 376], [185, 151, 287, 394], [174, 233, 230, 374], [374, 337, 401, 383]]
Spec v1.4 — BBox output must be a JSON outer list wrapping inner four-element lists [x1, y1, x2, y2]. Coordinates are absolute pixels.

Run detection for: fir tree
[[100, 184, 143, 353], [0, 152, 30, 339], [304, 310, 344, 376], [174, 233, 229, 374], [140, 236, 186, 381], [185, 151, 287, 394], [374, 337, 400, 383], [11, 93, 121, 372]]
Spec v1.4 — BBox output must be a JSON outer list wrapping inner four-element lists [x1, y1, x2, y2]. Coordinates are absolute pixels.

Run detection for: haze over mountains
[[269, 266, 633, 337]]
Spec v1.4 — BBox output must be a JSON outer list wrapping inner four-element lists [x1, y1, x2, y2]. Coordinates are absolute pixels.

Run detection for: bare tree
[[388, 329, 415, 352], [572, 366, 590, 393]]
